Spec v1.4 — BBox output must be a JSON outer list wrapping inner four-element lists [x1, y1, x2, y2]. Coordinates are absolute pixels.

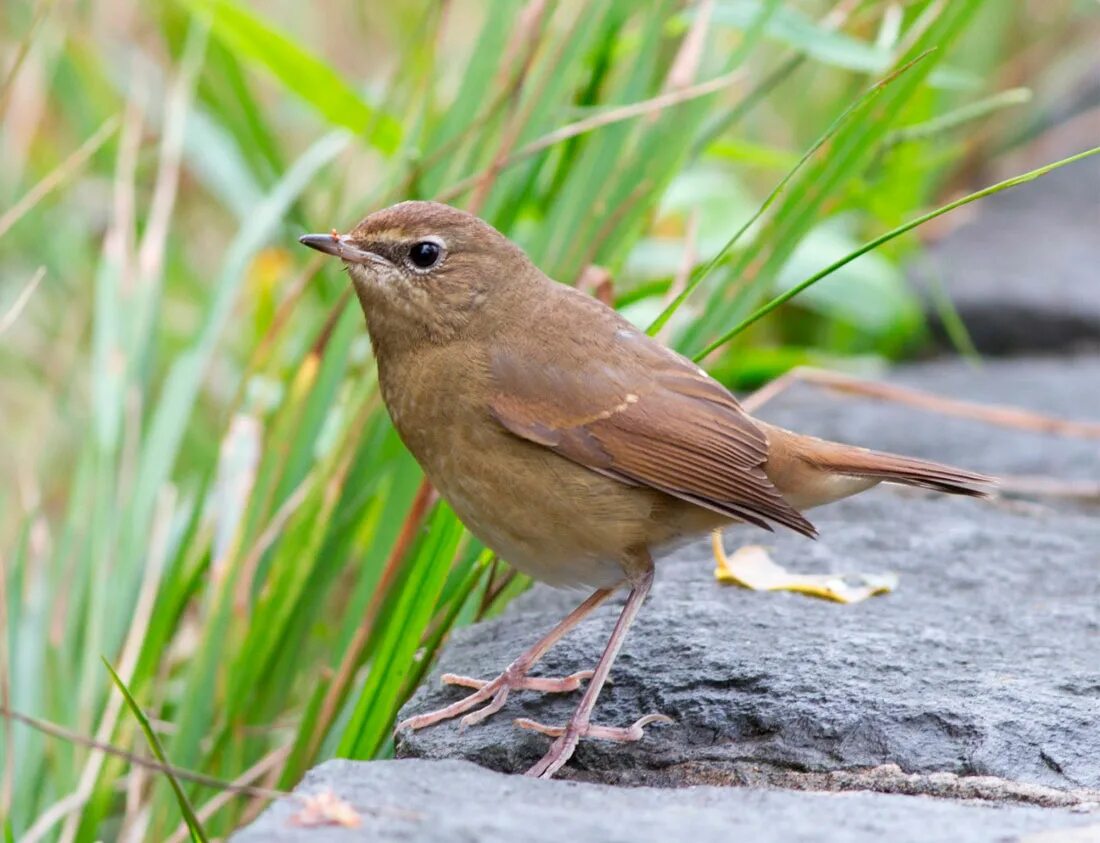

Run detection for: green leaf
[[712, 0, 889, 73], [646, 49, 936, 338], [710, 0, 976, 87], [696, 144, 1100, 357], [771, 220, 920, 335], [679, 0, 987, 355], [183, 0, 402, 153]]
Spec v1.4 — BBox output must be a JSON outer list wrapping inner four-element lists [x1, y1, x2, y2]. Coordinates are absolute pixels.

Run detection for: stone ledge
[[915, 156, 1100, 355], [231, 759, 1099, 843]]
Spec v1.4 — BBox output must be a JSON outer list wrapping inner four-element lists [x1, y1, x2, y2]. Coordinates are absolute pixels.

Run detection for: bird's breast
[[374, 341, 734, 589], [377, 348, 667, 588]]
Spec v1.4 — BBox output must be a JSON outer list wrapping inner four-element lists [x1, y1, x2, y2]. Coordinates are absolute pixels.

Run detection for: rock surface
[[232, 759, 1099, 843], [396, 356, 1100, 792], [916, 155, 1100, 354]]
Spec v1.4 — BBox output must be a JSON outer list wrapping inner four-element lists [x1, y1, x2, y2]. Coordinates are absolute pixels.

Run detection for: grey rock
[[231, 758, 1100, 843], [397, 356, 1100, 790], [916, 155, 1100, 354]]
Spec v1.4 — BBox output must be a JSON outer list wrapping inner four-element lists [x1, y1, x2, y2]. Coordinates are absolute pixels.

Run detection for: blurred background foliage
[[2, 0, 1098, 839]]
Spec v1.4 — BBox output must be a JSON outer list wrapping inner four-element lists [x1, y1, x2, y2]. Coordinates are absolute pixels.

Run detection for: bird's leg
[[523, 563, 665, 779], [395, 587, 614, 733]]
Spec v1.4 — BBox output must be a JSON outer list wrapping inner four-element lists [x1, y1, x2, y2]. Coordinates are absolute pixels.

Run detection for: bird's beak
[[298, 233, 390, 266]]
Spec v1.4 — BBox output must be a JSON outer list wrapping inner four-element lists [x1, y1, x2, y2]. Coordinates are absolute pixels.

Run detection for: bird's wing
[[487, 331, 817, 538]]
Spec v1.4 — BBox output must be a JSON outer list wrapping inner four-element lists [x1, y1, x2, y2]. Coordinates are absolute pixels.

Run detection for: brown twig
[[476, 567, 520, 622], [476, 555, 503, 619], [576, 266, 615, 305], [0, 265, 45, 336], [663, 0, 714, 93], [164, 745, 292, 843], [2, 705, 287, 801], [436, 67, 746, 204]]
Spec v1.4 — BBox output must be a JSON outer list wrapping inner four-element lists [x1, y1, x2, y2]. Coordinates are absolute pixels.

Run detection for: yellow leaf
[[712, 532, 897, 604]]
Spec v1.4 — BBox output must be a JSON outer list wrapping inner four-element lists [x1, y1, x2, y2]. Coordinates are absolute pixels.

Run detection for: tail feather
[[819, 447, 995, 498], [758, 422, 996, 510]]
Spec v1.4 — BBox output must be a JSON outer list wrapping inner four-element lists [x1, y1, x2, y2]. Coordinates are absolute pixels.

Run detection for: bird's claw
[[519, 713, 672, 779], [394, 669, 594, 733], [515, 712, 673, 741]]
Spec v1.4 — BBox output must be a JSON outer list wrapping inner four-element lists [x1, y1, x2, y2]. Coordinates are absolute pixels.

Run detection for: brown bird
[[299, 201, 992, 779]]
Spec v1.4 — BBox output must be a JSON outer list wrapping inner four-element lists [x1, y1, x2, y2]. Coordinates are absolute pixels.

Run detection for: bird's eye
[[408, 241, 441, 269]]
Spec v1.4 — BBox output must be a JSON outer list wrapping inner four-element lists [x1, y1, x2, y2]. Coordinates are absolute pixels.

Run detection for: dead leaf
[[290, 790, 362, 828], [712, 532, 898, 604]]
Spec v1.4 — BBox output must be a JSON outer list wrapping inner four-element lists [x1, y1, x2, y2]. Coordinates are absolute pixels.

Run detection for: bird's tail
[[802, 442, 994, 498], [758, 422, 996, 510]]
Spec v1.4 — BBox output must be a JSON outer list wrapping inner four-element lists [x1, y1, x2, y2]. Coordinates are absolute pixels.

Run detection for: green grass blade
[[103, 659, 209, 843], [695, 144, 1100, 358], [646, 49, 935, 337], [923, 263, 980, 363], [183, 0, 402, 152], [882, 86, 1031, 148], [679, 0, 986, 355], [711, 0, 888, 74], [122, 131, 349, 578], [337, 503, 465, 759]]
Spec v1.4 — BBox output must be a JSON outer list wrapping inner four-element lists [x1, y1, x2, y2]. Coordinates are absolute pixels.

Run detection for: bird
[[299, 200, 992, 779]]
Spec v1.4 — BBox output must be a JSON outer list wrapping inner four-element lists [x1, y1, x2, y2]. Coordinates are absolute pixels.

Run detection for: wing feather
[[488, 340, 817, 539]]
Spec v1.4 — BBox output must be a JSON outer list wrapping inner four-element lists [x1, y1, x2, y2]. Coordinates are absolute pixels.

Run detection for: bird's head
[[300, 201, 536, 351]]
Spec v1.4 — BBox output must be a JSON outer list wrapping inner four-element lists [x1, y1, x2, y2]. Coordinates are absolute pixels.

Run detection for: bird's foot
[[518, 713, 673, 779], [516, 712, 672, 741], [395, 668, 594, 732]]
